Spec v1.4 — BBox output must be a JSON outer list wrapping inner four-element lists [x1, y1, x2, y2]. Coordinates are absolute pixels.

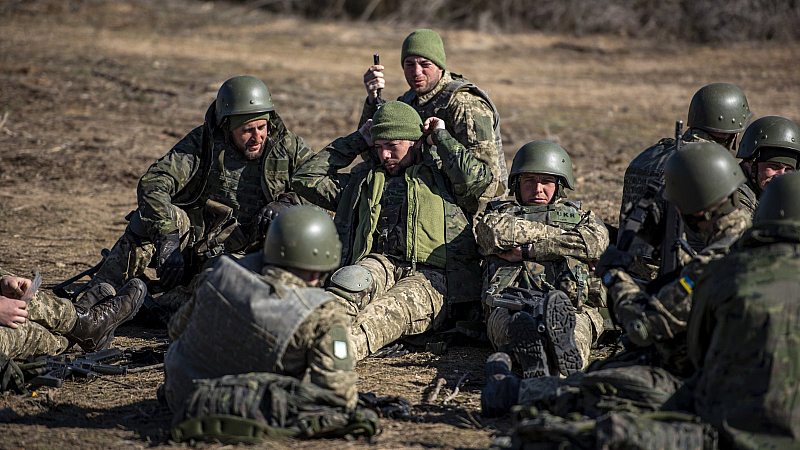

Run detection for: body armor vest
[[400, 74, 508, 197], [202, 145, 270, 229], [373, 176, 407, 257], [165, 256, 332, 406]]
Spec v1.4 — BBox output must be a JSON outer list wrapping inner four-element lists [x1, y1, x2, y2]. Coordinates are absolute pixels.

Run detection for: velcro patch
[[679, 276, 694, 294], [474, 115, 493, 142]]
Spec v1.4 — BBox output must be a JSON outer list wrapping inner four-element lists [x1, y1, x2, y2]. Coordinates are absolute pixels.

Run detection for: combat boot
[[542, 291, 583, 376], [68, 278, 146, 352], [74, 282, 115, 312], [481, 352, 521, 418], [509, 311, 550, 378]]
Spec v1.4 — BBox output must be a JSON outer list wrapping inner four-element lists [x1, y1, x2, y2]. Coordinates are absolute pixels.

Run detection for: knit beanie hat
[[401, 29, 446, 71], [370, 101, 424, 142], [227, 111, 271, 132]]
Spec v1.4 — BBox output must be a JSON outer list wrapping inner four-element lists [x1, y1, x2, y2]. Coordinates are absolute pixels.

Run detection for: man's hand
[[0, 276, 31, 299], [423, 117, 446, 145], [363, 65, 385, 102], [358, 119, 374, 148], [254, 193, 300, 238], [595, 245, 634, 280], [0, 296, 28, 329], [156, 232, 184, 288], [497, 244, 533, 263]]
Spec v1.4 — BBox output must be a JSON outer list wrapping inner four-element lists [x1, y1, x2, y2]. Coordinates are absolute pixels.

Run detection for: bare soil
[[1, 0, 798, 448]]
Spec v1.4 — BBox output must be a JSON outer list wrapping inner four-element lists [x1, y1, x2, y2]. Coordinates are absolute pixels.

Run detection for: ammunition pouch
[[193, 199, 250, 259]]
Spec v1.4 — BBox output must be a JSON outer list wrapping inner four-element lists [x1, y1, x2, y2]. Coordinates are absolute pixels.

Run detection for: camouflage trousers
[[91, 206, 193, 291], [0, 290, 76, 360], [486, 301, 604, 371], [338, 254, 447, 360]]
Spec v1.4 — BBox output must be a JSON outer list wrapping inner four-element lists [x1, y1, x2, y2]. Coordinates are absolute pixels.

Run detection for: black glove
[[156, 232, 184, 288], [254, 193, 299, 237], [595, 245, 633, 281]]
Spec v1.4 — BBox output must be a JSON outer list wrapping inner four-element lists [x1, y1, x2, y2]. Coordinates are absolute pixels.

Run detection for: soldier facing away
[[292, 101, 491, 360], [361, 28, 507, 211], [475, 141, 609, 378], [87, 75, 313, 315]]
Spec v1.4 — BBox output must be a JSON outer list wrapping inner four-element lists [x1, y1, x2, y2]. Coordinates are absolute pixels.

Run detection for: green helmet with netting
[[215, 75, 275, 130], [687, 83, 752, 134], [263, 205, 341, 272], [753, 171, 800, 225], [509, 141, 575, 201], [736, 116, 800, 165], [663, 142, 745, 215]]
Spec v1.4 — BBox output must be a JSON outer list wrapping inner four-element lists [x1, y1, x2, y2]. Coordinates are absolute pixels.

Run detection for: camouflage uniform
[[93, 104, 313, 292], [360, 70, 506, 209], [476, 199, 609, 369], [164, 255, 357, 412], [292, 128, 491, 360], [0, 268, 76, 359], [686, 221, 800, 446]]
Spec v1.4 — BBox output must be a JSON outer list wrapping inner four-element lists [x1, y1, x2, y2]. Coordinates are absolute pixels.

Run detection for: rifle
[[53, 248, 110, 300], [373, 54, 382, 100], [21, 348, 126, 388], [484, 286, 547, 321]]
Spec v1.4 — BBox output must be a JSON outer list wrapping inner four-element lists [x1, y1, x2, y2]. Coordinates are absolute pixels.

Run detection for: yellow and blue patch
[[679, 275, 694, 294]]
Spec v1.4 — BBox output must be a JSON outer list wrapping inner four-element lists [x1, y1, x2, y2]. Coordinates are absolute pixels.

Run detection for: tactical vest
[[400, 73, 508, 197], [485, 201, 602, 310], [373, 176, 407, 257], [164, 256, 333, 408]]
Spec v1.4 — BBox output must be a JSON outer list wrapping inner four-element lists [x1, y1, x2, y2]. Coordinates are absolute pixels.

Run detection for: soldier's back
[[620, 138, 676, 220]]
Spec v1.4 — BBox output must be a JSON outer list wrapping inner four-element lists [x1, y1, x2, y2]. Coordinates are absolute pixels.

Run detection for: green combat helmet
[[215, 75, 275, 129], [687, 83, 752, 134], [736, 116, 800, 163], [509, 141, 575, 202], [753, 171, 800, 224], [263, 205, 341, 271], [663, 142, 745, 215]]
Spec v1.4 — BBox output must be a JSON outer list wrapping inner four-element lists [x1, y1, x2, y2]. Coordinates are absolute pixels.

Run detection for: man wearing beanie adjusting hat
[[360, 29, 508, 214], [293, 101, 492, 359], [81, 75, 314, 319]]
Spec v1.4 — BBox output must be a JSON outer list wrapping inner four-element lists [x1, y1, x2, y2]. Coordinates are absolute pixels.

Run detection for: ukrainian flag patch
[[679, 276, 694, 294]]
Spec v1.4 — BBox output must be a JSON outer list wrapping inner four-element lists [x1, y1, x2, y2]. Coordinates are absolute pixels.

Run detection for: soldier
[[292, 101, 491, 360], [163, 206, 357, 413], [475, 141, 609, 378], [0, 270, 145, 391], [360, 28, 507, 211], [736, 115, 800, 211], [619, 83, 754, 278], [87, 75, 313, 314], [686, 171, 800, 446]]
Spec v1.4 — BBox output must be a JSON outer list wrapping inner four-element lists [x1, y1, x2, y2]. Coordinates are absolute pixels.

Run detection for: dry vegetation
[[0, 0, 799, 448]]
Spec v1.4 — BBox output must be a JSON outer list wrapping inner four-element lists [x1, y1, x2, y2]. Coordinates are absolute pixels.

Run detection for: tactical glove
[[254, 193, 300, 238], [156, 232, 184, 288], [595, 245, 634, 281]]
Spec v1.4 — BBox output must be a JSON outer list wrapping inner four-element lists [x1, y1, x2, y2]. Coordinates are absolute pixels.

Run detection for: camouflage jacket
[[737, 162, 760, 217], [687, 221, 800, 444], [166, 258, 357, 410], [606, 208, 751, 376], [137, 102, 314, 241], [360, 71, 506, 208], [477, 199, 609, 310], [291, 128, 491, 308]]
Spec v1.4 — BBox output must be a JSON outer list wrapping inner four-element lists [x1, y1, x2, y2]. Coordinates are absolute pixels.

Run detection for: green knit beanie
[[401, 29, 446, 71], [227, 111, 271, 132], [370, 101, 424, 142]]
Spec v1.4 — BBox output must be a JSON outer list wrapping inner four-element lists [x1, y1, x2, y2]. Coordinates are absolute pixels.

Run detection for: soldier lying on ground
[[475, 141, 608, 378], [292, 101, 491, 360], [84, 75, 312, 318], [360, 28, 507, 209]]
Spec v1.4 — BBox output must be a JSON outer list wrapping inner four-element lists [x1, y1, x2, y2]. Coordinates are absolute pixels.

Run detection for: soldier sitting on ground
[[84, 75, 313, 317], [292, 101, 491, 360], [475, 141, 608, 379]]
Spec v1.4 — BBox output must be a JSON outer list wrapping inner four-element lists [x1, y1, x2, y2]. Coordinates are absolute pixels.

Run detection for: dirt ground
[[0, 0, 798, 448]]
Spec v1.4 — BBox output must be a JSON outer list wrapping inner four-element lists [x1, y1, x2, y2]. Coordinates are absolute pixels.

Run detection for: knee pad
[[328, 265, 374, 309]]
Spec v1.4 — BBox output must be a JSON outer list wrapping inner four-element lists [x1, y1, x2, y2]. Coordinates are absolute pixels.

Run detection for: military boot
[[481, 352, 521, 418], [74, 282, 115, 312], [509, 311, 550, 378], [68, 278, 146, 352], [542, 291, 582, 376]]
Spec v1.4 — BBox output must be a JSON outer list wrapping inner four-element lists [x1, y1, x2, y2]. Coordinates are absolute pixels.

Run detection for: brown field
[[1, 0, 798, 448]]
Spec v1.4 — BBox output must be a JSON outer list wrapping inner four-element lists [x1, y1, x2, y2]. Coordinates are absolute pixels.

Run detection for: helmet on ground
[[215, 75, 275, 129], [687, 83, 752, 134], [753, 171, 800, 224], [509, 141, 575, 199], [663, 142, 745, 215], [736, 116, 800, 166], [263, 205, 341, 272]]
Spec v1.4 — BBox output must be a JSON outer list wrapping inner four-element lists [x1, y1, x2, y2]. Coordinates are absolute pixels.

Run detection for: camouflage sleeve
[[447, 90, 502, 200], [284, 131, 316, 204], [289, 301, 359, 409], [137, 126, 203, 239], [475, 208, 609, 261], [168, 291, 196, 342], [291, 131, 370, 212], [431, 128, 493, 216]]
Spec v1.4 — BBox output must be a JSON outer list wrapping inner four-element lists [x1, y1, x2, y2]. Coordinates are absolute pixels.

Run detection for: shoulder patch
[[679, 275, 694, 294], [328, 325, 353, 371], [474, 114, 493, 142]]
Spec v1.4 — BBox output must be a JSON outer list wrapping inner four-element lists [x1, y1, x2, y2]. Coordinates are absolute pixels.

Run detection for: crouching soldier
[[476, 141, 609, 378]]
